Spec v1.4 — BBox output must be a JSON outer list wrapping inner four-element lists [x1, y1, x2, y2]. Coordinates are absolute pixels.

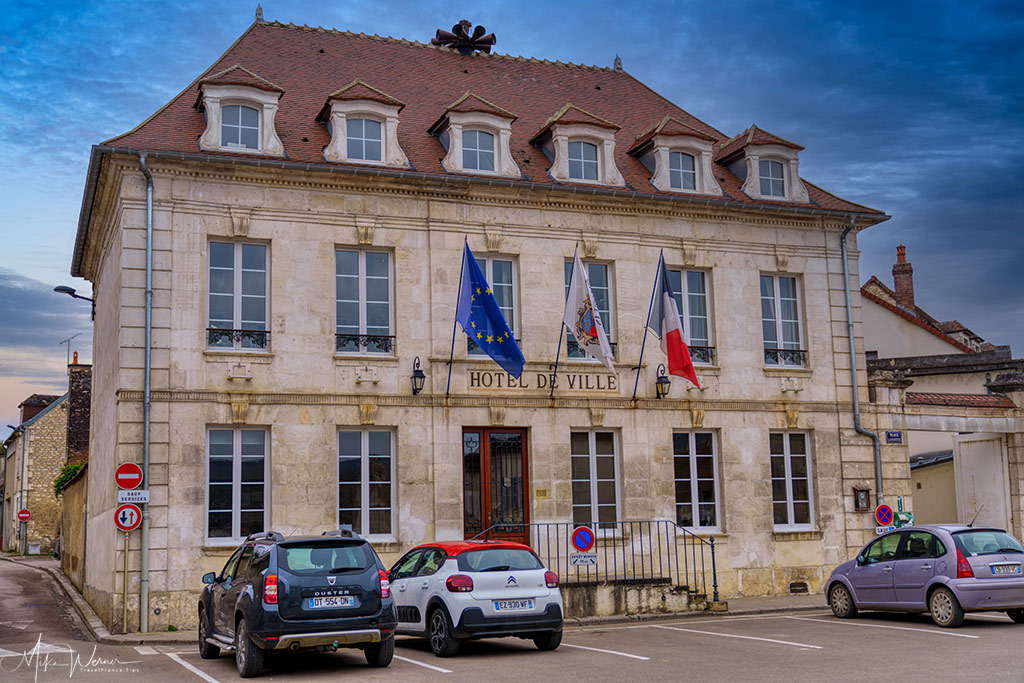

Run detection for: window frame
[[220, 103, 260, 151], [570, 430, 621, 530], [461, 128, 497, 172], [759, 159, 786, 198], [467, 255, 518, 355], [207, 240, 270, 351], [672, 431, 721, 532], [335, 249, 395, 356], [760, 274, 805, 367], [337, 428, 396, 541], [665, 267, 713, 365], [567, 139, 600, 181], [346, 117, 384, 162], [769, 431, 815, 532], [668, 151, 697, 191], [205, 427, 270, 545], [564, 259, 616, 359]]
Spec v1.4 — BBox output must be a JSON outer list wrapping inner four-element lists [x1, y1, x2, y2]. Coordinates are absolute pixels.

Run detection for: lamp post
[[655, 364, 671, 399], [54, 285, 95, 321], [411, 357, 426, 395]]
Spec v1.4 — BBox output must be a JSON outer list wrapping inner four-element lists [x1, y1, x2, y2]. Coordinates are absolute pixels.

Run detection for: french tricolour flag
[[647, 254, 700, 387]]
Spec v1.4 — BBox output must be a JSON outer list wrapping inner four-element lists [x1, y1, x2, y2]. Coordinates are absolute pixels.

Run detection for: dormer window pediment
[[318, 80, 409, 168], [529, 104, 624, 187], [196, 65, 285, 156], [428, 92, 521, 178], [629, 116, 722, 196], [715, 125, 808, 203]]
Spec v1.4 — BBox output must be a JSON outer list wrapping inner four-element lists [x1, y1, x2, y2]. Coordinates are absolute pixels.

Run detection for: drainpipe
[[138, 154, 153, 631], [840, 217, 884, 505]]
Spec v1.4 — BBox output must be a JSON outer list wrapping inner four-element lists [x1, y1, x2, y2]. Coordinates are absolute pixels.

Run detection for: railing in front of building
[[688, 346, 715, 365], [764, 348, 807, 367], [335, 334, 395, 354], [207, 328, 270, 349], [567, 340, 618, 358], [472, 520, 718, 602]]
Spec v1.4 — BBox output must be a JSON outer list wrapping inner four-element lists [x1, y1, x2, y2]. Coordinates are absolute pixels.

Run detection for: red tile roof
[[428, 91, 516, 134], [198, 64, 284, 93], [715, 124, 804, 162], [315, 80, 405, 121], [860, 277, 975, 353], [627, 115, 717, 155], [906, 392, 1016, 409], [102, 21, 882, 215]]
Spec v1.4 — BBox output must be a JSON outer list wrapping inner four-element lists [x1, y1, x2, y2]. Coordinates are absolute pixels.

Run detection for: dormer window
[[462, 129, 495, 171], [347, 118, 382, 161], [221, 105, 259, 150], [568, 141, 599, 180], [759, 160, 785, 197], [669, 151, 696, 190]]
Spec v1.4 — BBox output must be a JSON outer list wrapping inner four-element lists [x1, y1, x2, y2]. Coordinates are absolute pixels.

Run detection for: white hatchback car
[[388, 540, 564, 657]]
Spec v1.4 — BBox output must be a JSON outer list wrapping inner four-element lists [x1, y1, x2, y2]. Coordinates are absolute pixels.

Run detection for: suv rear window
[[457, 548, 543, 572], [279, 542, 373, 575], [952, 530, 1024, 557]]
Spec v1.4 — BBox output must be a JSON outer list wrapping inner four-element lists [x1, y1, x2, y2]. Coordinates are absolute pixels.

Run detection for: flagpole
[[550, 242, 578, 398], [446, 238, 468, 397], [632, 250, 663, 400]]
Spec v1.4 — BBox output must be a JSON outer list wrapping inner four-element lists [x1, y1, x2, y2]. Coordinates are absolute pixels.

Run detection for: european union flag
[[455, 243, 525, 378]]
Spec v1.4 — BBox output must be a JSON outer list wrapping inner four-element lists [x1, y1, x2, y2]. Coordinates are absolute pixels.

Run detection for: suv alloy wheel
[[235, 618, 265, 677]]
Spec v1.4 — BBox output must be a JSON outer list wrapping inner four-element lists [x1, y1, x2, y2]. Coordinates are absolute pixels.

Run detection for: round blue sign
[[571, 526, 595, 552]]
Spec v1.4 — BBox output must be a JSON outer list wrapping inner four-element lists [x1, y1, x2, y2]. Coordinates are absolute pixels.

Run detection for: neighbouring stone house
[[60, 357, 92, 589]]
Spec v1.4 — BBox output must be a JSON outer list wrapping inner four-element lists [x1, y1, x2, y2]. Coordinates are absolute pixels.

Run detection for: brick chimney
[[892, 244, 915, 311], [66, 355, 92, 465]]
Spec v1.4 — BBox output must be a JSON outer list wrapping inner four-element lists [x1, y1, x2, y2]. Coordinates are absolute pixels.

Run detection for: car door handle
[[882, 567, 892, 572], [920, 564, 932, 569], [420, 581, 429, 589], [398, 584, 406, 592]]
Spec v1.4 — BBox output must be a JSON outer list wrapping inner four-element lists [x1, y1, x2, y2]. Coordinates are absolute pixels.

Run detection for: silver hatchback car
[[827, 525, 1024, 627]]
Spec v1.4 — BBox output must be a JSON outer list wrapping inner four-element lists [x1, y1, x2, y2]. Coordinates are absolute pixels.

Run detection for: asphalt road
[[2, 558, 1023, 682]]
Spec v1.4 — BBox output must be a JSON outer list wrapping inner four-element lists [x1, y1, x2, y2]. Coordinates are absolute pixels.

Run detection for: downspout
[[138, 153, 153, 631], [840, 217, 884, 505]]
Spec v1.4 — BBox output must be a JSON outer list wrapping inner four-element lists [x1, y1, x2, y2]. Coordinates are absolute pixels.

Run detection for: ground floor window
[[770, 432, 813, 530], [673, 432, 719, 529], [571, 430, 619, 529], [207, 428, 267, 540], [339, 429, 394, 536]]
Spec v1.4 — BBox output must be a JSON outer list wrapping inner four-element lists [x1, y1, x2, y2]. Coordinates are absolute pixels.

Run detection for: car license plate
[[308, 596, 355, 609], [991, 564, 1022, 575], [494, 599, 534, 612]]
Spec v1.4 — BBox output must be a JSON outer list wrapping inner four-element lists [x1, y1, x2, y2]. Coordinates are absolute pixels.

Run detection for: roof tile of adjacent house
[[906, 392, 1016, 409], [102, 20, 881, 215]]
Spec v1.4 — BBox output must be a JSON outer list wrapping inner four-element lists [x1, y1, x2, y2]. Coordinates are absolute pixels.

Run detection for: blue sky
[[2, 0, 1022, 436]]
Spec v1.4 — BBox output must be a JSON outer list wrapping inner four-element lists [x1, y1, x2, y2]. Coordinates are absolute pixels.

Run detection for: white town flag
[[562, 252, 615, 370]]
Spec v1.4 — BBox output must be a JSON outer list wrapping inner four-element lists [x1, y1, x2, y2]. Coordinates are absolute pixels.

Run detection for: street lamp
[[411, 357, 426, 395], [655, 364, 671, 399], [54, 285, 95, 321]]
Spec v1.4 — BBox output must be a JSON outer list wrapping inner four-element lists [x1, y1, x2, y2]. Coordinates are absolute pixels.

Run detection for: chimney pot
[[73, 351, 78, 365]]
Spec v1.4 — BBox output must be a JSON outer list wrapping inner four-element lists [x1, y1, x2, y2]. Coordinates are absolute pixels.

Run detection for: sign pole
[[122, 532, 129, 634]]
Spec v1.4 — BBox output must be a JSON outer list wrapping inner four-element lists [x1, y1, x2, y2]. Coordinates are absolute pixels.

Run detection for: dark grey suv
[[198, 529, 398, 677]]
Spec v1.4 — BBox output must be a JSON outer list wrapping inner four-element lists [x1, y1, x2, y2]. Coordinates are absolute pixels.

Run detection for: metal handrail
[[472, 519, 719, 602]]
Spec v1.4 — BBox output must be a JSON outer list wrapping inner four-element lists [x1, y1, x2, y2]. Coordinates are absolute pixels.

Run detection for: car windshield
[[457, 548, 543, 572], [952, 530, 1024, 556], [279, 541, 372, 575]]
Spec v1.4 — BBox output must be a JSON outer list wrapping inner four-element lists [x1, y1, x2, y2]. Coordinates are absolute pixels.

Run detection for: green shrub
[[53, 463, 85, 498]]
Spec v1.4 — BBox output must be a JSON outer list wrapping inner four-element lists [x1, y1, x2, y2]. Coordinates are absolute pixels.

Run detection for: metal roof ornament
[[431, 20, 496, 55]]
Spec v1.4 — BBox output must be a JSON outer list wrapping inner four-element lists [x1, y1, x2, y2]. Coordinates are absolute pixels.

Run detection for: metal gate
[[462, 429, 529, 543]]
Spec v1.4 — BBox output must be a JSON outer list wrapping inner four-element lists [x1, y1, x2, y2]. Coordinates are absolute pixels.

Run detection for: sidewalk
[[2, 551, 828, 644]]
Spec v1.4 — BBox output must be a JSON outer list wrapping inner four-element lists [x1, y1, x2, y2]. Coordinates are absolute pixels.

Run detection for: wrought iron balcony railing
[[688, 346, 715, 365], [207, 328, 269, 349], [335, 333, 395, 354], [567, 339, 618, 359], [764, 348, 807, 367]]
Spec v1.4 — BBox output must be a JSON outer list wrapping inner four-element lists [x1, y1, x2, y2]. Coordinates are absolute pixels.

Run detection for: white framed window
[[760, 274, 804, 366], [468, 256, 517, 355], [347, 118, 383, 161], [669, 151, 696, 190], [207, 428, 268, 541], [564, 260, 615, 358], [221, 104, 259, 150], [568, 140, 599, 180], [338, 429, 394, 537], [673, 432, 719, 529], [462, 129, 495, 171], [759, 159, 785, 197], [208, 241, 268, 349], [770, 432, 813, 530], [666, 268, 713, 365], [336, 250, 393, 355], [571, 430, 619, 529]]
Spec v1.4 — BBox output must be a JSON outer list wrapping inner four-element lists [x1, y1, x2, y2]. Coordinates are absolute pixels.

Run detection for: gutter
[[841, 216, 884, 505], [138, 154, 154, 632]]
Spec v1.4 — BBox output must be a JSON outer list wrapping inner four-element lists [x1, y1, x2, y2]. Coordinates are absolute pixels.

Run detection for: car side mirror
[[202, 572, 217, 584], [856, 555, 866, 566]]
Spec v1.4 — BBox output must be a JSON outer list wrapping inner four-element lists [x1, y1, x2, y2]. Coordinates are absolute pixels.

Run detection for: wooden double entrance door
[[462, 428, 529, 544]]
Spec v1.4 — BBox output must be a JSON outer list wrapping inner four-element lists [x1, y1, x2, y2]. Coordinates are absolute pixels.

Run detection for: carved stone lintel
[[785, 408, 799, 428], [359, 403, 377, 425], [485, 228, 504, 252], [231, 400, 249, 424], [690, 408, 705, 428], [356, 216, 377, 245], [582, 237, 598, 259], [489, 405, 506, 426], [682, 239, 698, 267], [589, 408, 605, 427], [228, 362, 252, 381], [230, 207, 252, 238], [774, 245, 790, 272]]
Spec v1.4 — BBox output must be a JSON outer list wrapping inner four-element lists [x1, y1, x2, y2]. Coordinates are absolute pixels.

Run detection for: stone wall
[[24, 398, 68, 554], [60, 467, 88, 590]]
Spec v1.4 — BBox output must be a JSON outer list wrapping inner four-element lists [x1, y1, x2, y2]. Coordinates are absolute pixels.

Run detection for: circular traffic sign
[[16, 509, 30, 523], [114, 503, 142, 532], [875, 504, 894, 527], [571, 526, 595, 552], [114, 463, 144, 490]]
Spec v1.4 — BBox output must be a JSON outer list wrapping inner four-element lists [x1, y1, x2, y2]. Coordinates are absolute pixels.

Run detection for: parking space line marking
[[786, 616, 980, 638], [166, 652, 223, 683], [394, 654, 453, 673], [969, 614, 1011, 621], [134, 645, 159, 655], [561, 643, 647, 659], [652, 624, 823, 650]]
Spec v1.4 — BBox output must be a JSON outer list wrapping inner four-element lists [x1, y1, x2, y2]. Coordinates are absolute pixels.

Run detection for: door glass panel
[[463, 429, 529, 543], [462, 432, 483, 535]]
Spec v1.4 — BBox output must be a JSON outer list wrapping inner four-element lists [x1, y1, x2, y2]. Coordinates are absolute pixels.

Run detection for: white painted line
[[572, 613, 831, 631], [969, 613, 1012, 621], [652, 624, 823, 650], [561, 642, 650, 660], [394, 654, 453, 673], [134, 645, 159, 655], [786, 616, 980, 638], [166, 652, 223, 683], [0, 647, 21, 658], [27, 641, 74, 655]]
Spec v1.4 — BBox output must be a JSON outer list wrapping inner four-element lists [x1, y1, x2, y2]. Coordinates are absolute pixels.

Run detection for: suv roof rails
[[246, 530, 285, 543], [322, 528, 362, 540]]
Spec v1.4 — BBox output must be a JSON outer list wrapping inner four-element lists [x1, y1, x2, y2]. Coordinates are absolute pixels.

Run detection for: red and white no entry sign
[[114, 503, 142, 532], [16, 509, 30, 522], [114, 463, 144, 490]]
